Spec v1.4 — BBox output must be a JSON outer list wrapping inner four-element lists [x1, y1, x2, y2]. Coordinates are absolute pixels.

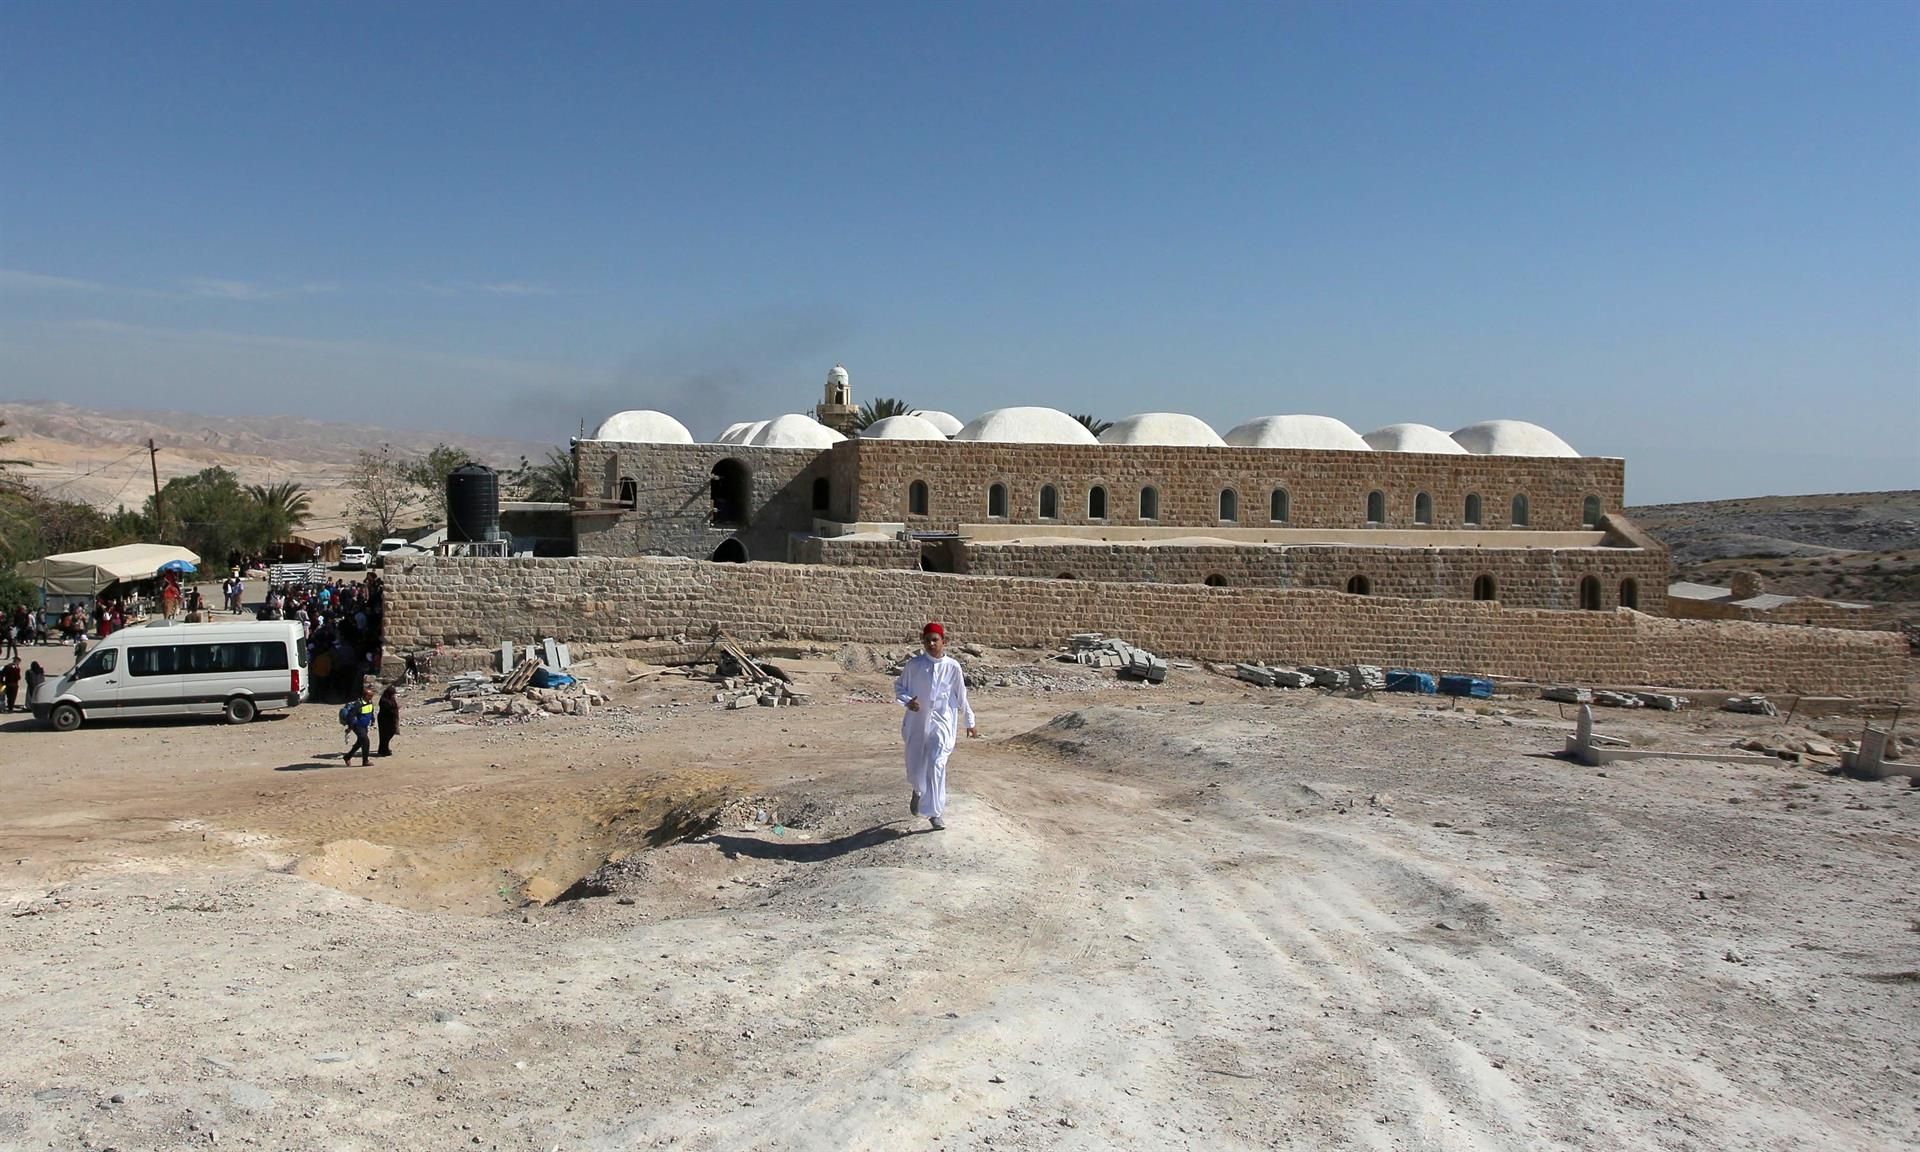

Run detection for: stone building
[[569, 374, 1670, 615]]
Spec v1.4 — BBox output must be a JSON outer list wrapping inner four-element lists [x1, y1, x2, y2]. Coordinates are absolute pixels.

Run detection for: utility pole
[[148, 438, 163, 541]]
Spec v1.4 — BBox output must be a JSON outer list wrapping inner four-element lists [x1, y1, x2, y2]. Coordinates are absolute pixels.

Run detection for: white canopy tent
[[15, 543, 202, 597]]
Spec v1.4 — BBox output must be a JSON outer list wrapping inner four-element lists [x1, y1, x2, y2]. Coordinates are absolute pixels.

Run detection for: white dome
[[827, 364, 849, 387], [1099, 412, 1226, 447], [1451, 420, 1579, 457], [861, 414, 948, 440], [955, 407, 1099, 445], [592, 410, 695, 443], [1223, 415, 1371, 451], [746, 414, 846, 449], [1362, 423, 1469, 454], [716, 419, 768, 445], [915, 409, 963, 437]]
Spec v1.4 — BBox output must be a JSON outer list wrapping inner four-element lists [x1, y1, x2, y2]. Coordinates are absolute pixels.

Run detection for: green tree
[[348, 445, 422, 543], [245, 481, 313, 541], [404, 443, 473, 527], [854, 398, 917, 431], [508, 448, 577, 503], [146, 467, 278, 563], [1070, 413, 1113, 437]]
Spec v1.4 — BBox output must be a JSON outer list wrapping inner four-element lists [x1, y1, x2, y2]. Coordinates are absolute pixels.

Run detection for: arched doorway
[[1580, 575, 1602, 610], [711, 460, 750, 526], [711, 538, 748, 563]]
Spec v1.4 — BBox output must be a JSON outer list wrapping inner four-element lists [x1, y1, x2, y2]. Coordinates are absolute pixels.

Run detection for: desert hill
[[1, 401, 553, 534]]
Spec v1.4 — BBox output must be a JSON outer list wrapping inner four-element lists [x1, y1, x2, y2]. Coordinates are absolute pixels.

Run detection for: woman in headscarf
[[376, 684, 400, 758]]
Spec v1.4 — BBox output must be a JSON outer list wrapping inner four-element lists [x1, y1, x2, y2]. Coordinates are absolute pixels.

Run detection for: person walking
[[25, 661, 45, 710], [1, 657, 20, 713], [340, 683, 376, 766], [892, 622, 978, 830], [375, 685, 400, 757]]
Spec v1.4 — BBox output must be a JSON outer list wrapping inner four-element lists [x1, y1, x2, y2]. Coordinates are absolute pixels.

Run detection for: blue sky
[[2, 1, 1914, 503]]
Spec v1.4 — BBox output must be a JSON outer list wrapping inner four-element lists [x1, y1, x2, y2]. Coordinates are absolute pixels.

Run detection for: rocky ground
[[2, 644, 1917, 1151]]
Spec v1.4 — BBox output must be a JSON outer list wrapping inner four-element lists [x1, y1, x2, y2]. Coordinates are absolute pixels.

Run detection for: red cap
[[922, 622, 944, 637]]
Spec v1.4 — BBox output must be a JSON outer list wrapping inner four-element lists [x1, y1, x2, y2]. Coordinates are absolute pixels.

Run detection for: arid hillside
[[0, 401, 552, 532], [1631, 491, 1920, 626]]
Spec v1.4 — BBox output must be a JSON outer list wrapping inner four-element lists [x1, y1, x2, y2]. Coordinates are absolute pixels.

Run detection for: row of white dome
[[590, 408, 1580, 457]]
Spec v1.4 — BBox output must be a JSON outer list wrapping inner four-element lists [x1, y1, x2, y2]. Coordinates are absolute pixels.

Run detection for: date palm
[[854, 397, 917, 431]]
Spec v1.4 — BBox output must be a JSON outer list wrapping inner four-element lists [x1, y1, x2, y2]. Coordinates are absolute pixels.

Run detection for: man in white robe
[[893, 622, 978, 830]]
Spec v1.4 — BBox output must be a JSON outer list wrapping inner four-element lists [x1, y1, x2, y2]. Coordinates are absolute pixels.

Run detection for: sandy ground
[[1, 645, 1917, 1151]]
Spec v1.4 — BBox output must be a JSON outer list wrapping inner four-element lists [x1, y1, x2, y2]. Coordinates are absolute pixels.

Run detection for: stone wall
[[571, 442, 829, 562], [962, 541, 1670, 613], [840, 440, 1627, 533], [382, 556, 1906, 697], [1667, 596, 1903, 632]]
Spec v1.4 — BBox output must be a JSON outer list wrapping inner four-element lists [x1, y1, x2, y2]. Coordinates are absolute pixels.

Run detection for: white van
[[32, 619, 309, 732]]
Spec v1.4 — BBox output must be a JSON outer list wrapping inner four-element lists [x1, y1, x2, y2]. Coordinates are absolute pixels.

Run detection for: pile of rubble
[[1543, 686, 1689, 711], [445, 658, 609, 718], [1063, 634, 1167, 683], [1233, 663, 1388, 691], [707, 632, 811, 710]]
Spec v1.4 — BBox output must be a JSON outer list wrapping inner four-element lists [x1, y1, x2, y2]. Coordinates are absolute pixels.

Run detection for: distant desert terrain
[[0, 401, 549, 536]]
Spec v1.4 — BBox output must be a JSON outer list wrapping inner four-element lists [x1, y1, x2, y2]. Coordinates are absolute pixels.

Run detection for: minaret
[[815, 364, 859, 435]]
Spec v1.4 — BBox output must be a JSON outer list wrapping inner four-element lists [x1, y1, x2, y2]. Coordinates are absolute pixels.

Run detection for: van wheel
[[224, 697, 257, 725], [50, 703, 82, 733]]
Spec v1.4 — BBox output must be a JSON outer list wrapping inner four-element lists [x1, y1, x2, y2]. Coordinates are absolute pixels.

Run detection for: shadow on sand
[[706, 822, 928, 863]]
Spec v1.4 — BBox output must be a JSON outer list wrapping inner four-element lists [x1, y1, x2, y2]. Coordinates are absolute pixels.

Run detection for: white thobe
[[893, 653, 975, 819]]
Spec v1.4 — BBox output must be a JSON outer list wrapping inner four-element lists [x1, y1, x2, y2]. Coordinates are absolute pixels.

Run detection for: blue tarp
[[1439, 674, 1494, 699], [530, 667, 576, 689], [1385, 669, 1437, 694]]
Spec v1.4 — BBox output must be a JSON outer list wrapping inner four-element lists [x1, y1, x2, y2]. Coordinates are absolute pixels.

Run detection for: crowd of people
[[260, 572, 387, 703]]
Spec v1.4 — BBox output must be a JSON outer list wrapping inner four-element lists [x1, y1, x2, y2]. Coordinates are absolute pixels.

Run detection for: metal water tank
[[446, 463, 500, 543]]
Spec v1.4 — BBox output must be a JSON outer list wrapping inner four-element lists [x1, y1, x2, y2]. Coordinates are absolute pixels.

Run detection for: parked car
[[338, 546, 370, 570], [31, 618, 309, 731], [375, 537, 408, 561], [375, 545, 425, 568]]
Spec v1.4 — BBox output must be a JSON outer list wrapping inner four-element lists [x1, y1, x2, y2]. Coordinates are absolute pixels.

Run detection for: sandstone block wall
[[382, 557, 1906, 697], [961, 541, 1670, 613], [573, 442, 827, 562], [839, 440, 1627, 533], [1667, 596, 1903, 632]]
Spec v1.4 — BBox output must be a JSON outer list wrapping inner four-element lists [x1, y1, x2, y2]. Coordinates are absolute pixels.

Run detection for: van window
[[129, 645, 180, 677], [74, 649, 117, 679], [128, 642, 290, 676], [296, 638, 309, 668]]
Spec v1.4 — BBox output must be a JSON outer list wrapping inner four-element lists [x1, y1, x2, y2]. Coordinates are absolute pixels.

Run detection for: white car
[[338, 546, 370, 571], [374, 537, 410, 567]]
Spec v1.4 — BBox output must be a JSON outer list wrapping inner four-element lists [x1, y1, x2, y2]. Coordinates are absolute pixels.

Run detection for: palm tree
[[246, 480, 313, 540], [512, 448, 578, 502], [1071, 413, 1113, 437], [854, 397, 917, 431]]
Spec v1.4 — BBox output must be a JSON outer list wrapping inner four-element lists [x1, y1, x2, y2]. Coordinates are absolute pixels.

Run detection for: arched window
[[1464, 493, 1483, 525], [811, 476, 830, 513], [1582, 495, 1602, 527], [1219, 488, 1238, 522], [1366, 490, 1386, 524], [1511, 494, 1530, 527], [1139, 486, 1159, 520], [1473, 574, 1497, 601], [1088, 485, 1108, 519], [1269, 488, 1290, 523], [618, 477, 638, 507], [1414, 492, 1433, 525], [988, 483, 1008, 518], [710, 538, 748, 563], [908, 480, 930, 517], [1055, 572, 1075, 580], [1039, 484, 1059, 519], [1347, 574, 1372, 596], [1580, 575, 1602, 610], [1204, 574, 1227, 587], [710, 459, 750, 526], [1619, 578, 1639, 610]]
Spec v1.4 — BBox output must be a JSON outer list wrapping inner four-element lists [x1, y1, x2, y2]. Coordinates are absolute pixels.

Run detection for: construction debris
[[1722, 695, 1779, 717], [1064, 634, 1167, 683], [1542, 686, 1593, 704], [1299, 666, 1349, 689], [1591, 689, 1643, 708], [1345, 665, 1387, 692]]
